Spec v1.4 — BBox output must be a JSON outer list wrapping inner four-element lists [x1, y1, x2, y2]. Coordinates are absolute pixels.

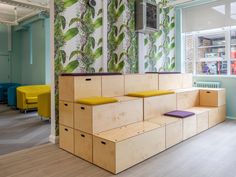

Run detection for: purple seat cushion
[[164, 110, 195, 118]]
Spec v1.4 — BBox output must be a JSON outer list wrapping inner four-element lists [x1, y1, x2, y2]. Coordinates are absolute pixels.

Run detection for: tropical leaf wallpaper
[[54, 0, 175, 134], [144, 0, 175, 72], [107, 0, 138, 73]]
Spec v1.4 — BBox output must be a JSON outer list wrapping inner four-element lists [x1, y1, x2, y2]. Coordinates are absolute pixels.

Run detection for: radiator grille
[[194, 81, 221, 88]]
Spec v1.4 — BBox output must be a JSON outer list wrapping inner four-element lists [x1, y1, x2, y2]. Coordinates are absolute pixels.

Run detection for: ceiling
[[0, 0, 50, 26]]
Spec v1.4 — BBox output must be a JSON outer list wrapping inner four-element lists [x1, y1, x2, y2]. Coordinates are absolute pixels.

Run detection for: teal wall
[[194, 76, 236, 119], [0, 16, 51, 85], [20, 20, 47, 85], [0, 25, 10, 82]]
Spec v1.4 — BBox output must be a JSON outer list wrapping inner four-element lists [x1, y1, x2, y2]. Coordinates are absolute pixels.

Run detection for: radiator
[[194, 81, 221, 88]]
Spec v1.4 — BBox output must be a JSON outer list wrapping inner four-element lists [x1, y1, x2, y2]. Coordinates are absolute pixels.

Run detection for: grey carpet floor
[[0, 104, 50, 155]]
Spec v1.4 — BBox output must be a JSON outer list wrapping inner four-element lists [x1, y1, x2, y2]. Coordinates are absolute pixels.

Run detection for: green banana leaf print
[[144, 0, 175, 72]]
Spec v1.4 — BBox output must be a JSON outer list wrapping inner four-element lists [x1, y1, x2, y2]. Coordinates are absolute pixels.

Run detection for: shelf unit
[[183, 27, 236, 76]]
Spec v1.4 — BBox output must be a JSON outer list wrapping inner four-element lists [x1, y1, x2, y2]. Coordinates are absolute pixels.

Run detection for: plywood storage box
[[59, 101, 74, 128], [74, 96, 143, 134], [207, 107, 219, 128], [186, 107, 210, 133], [124, 74, 158, 94], [102, 75, 124, 97], [159, 74, 182, 90], [59, 76, 102, 102], [93, 122, 165, 174], [182, 115, 197, 140], [182, 73, 193, 89], [200, 88, 226, 107], [59, 125, 74, 154], [218, 105, 226, 123], [74, 130, 93, 163], [176, 88, 200, 110], [144, 93, 177, 120], [148, 116, 183, 148]]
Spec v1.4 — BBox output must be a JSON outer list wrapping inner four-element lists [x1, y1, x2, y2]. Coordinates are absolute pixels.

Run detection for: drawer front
[[59, 76, 74, 101], [197, 112, 209, 133], [124, 74, 158, 94], [93, 137, 116, 174], [218, 105, 226, 123], [93, 99, 143, 134], [74, 104, 93, 133], [183, 115, 197, 140], [200, 90, 218, 107], [59, 125, 74, 154], [74, 76, 102, 101], [144, 94, 176, 120], [159, 74, 182, 90], [208, 108, 219, 128], [102, 75, 124, 97], [116, 126, 165, 174], [74, 130, 93, 163], [59, 101, 74, 128], [166, 120, 183, 148], [177, 90, 199, 109]]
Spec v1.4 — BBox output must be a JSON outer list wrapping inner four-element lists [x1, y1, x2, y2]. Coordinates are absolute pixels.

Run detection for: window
[[181, 0, 236, 76], [183, 28, 236, 76]]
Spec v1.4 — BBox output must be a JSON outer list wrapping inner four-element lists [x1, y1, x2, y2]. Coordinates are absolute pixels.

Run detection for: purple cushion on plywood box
[[164, 110, 195, 118]]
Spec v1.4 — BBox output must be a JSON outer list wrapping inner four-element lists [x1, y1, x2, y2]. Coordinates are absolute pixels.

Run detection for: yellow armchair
[[38, 92, 51, 119], [17, 85, 50, 112]]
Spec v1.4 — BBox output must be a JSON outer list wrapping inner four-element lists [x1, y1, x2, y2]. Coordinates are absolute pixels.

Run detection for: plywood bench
[[93, 121, 165, 174], [74, 96, 143, 134], [148, 116, 183, 148]]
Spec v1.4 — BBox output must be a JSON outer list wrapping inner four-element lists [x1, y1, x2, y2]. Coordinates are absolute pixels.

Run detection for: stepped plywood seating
[[59, 72, 226, 174]]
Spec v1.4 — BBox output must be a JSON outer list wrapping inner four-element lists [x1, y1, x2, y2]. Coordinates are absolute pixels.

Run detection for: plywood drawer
[[208, 107, 219, 128], [74, 130, 92, 163], [177, 89, 199, 109], [59, 125, 74, 154], [74, 97, 143, 134], [59, 101, 74, 128], [59, 76, 74, 101], [102, 75, 124, 97], [93, 122, 165, 174], [185, 107, 209, 134], [183, 115, 197, 140], [159, 74, 182, 90], [182, 73, 193, 89], [124, 74, 158, 94], [144, 94, 176, 120], [200, 89, 225, 107], [197, 112, 209, 133], [148, 116, 183, 148], [59, 76, 102, 102], [74, 76, 102, 101], [218, 105, 226, 123]]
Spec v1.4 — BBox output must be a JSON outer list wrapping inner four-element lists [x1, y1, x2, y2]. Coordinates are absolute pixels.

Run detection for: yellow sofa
[[17, 85, 50, 112], [38, 91, 51, 119]]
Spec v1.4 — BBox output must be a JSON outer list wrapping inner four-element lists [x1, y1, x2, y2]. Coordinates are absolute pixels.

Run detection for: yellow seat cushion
[[78, 97, 118, 105], [127, 90, 175, 98], [26, 97, 38, 104]]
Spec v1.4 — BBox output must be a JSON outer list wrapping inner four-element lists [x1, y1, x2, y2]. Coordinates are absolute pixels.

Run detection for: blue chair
[[7, 84, 21, 107], [0, 83, 21, 103]]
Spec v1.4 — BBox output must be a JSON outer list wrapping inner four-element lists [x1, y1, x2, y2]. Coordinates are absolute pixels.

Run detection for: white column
[[138, 33, 145, 73], [49, 0, 57, 144]]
